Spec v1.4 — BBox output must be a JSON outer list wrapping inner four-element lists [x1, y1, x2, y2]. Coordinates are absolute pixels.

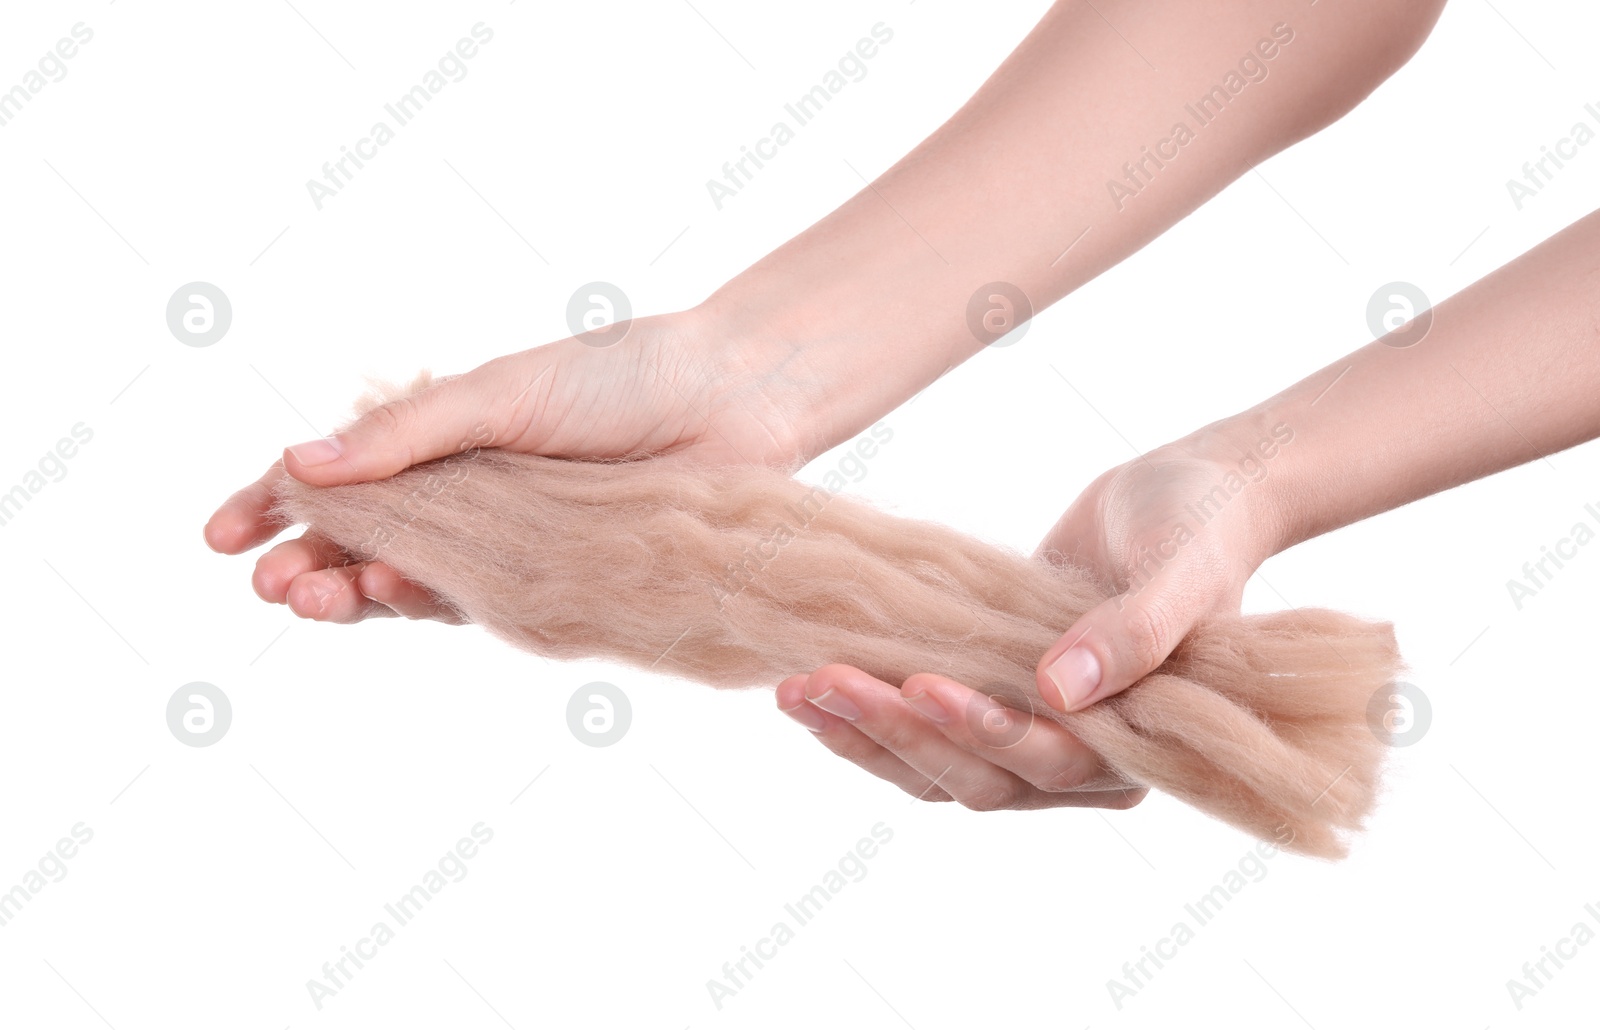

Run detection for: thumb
[[1036, 584, 1200, 714], [282, 370, 509, 486]]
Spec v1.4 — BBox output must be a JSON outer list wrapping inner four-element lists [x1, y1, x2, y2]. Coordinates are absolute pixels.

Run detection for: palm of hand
[[776, 447, 1277, 812]]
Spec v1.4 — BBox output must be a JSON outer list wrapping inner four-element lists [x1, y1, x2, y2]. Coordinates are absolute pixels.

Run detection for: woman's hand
[[204, 308, 825, 624], [776, 434, 1289, 810], [775, 665, 1149, 811]]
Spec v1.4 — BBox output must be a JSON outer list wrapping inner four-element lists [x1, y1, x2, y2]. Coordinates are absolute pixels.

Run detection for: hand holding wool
[[777, 445, 1304, 816], [269, 376, 1403, 859], [202, 313, 837, 627]]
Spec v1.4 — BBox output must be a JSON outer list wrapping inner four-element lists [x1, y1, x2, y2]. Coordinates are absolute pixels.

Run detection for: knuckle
[[1121, 601, 1175, 672], [820, 734, 881, 770], [869, 721, 924, 757], [484, 357, 542, 446], [900, 672, 946, 698], [960, 781, 1023, 813], [362, 398, 415, 438]]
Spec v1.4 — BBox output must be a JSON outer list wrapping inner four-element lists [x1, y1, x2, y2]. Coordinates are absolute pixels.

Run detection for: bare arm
[[785, 206, 1600, 815], [714, 0, 1448, 462], [214, 0, 1449, 649], [1212, 207, 1600, 558]]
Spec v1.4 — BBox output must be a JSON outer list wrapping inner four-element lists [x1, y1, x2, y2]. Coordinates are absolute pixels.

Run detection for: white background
[[1, 1, 1597, 1027]]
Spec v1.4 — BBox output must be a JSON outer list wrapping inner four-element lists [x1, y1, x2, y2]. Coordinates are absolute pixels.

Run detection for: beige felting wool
[[272, 374, 1401, 859]]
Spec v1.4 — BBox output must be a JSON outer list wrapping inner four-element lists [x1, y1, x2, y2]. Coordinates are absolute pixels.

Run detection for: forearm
[[1192, 208, 1600, 556], [704, 0, 1444, 460]]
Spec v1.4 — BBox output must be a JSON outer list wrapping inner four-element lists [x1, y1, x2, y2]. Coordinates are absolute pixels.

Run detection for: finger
[[775, 674, 953, 802], [356, 562, 465, 623], [899, 674, 1134, 793], [204, 462, 293, 554], [252, 531, 349, 604], [282, 360, 531, 486], [803, 665, 1056, 811], [1037, 577, 1204, 713], [286, 565, 396, 624]]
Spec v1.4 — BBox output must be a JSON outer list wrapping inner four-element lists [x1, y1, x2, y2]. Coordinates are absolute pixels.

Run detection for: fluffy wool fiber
[[271, 375, 1400, 859]]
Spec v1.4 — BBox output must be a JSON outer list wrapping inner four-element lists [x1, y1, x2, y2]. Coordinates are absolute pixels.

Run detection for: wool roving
[[272, 374, 1400, 858]]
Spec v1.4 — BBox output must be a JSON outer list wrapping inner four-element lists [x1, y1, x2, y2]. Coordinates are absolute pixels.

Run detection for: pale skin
[[204, 0, 1600, 811], [783, 209, 1600, 809]]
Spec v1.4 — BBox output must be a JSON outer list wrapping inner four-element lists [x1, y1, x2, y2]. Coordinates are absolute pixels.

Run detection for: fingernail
[[287, 436, 343, 467], [780, 702, 828, 733], [807, 686, 861, 721], [903, 688, 948, 723], [1045, 647, 1102, 711]]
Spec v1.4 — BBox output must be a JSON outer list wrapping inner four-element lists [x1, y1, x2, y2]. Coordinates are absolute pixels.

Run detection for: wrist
[[696, 245, 976, 463], [1161, 411, 1305, 567]]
